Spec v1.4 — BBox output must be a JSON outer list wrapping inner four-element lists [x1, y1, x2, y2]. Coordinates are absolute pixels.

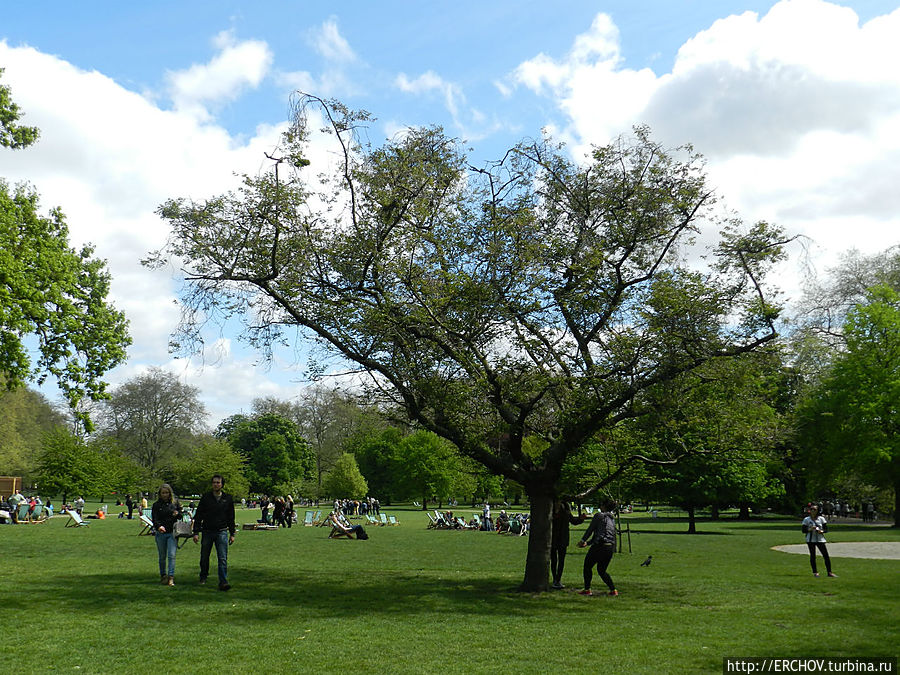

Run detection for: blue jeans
[[155, 532, 177, 576], [199, 529, 229, 585]]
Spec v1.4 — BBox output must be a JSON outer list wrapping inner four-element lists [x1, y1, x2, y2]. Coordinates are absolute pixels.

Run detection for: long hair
[[157, 483, 177, 504]]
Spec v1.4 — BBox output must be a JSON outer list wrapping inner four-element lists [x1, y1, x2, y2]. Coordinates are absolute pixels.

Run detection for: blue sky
[[1, 1, 898, 425]]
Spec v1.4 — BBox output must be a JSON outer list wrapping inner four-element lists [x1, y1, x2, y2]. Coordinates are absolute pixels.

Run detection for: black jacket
[[151, 499, 182, 533], [192, 491, 236, 536], [581, 511, 616, 547]]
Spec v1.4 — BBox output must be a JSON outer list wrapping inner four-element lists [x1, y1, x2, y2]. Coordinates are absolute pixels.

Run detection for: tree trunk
[[687, 505, 697, 534], [737, 503, 751, 520], [518, 488, 553, 592], [710, 503, 719, 519]]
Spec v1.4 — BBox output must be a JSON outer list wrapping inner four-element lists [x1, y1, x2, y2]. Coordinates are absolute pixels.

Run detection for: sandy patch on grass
[[772, 542, 900, 560]]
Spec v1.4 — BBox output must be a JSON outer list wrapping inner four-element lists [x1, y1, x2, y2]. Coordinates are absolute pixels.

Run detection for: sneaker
[[160, 575, 167, 585], [551, 582, 564, 590], [218, 583, 231, 591], [813, 572, 820, 577], [167, 576, 174, 587], [827, 573, 837, 578], [198, 578, 207, 585], [608, 590, 619, 596], [578, 589, 593, 596]]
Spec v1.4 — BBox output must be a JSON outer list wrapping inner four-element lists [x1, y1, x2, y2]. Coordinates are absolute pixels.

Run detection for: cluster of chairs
[[15, 503, 49, 524], [426, 510, 529, 535], [365, 512, 400, 527]]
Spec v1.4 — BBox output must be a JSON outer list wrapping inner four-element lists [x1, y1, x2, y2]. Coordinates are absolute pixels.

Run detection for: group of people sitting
[[429, 506, 530, 535], [0, 491, 53, 523]]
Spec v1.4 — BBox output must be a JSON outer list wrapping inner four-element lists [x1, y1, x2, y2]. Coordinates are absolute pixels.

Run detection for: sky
[[1, 0, 898, 428]]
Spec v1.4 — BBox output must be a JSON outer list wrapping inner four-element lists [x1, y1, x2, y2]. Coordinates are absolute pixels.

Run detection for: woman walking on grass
[[577, 499, 618, 597], [802, 504, 836, 578], [151, 484, 182, 586]]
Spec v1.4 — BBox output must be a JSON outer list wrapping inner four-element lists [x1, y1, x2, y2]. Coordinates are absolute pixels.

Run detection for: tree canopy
[[152, 96, 790, 590], [0, 71, 130, 431], [797, 285, 900, 526]]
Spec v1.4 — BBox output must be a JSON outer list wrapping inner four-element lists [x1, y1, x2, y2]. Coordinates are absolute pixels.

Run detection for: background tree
[[796, 285, 900, 526], [322, 452, 368, 499], [98, 367, 206, 473], [0, 73, 130, 431], [253, 386, 371, 494], [169, 436, 249, 498], [0, 382, 66, 482], [152, 97, 789, 591], [392, 430, 467, 509], [349, 426, 403, 503], [226, 413, 315, 495]]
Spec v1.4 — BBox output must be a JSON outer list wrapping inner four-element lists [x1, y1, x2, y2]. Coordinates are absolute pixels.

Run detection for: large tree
[[152, 97, 789, 591], [226, 413, 316, 495], [0, 72, 130, 430], [797, 285, 900, 526], [98, 367, 206, 472]]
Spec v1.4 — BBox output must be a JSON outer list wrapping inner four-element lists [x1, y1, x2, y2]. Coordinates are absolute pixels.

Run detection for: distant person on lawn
[[192, 474, 236, 591], [151, 483, 182, 586], [802, 504, 836, 578]]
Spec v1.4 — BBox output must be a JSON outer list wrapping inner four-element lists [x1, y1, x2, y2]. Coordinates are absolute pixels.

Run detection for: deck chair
[[303, 511, 315, 526], [388, 515, 399, 526], [29, 505, 46, 523], [17, 503, 29, 523], [413, 501, 421, 508], [426, 512, 438, 529], [366, 514, 380, 526], [64, 509, 90, 528], [138, 513, 154, 535], [378, 513, 388, 526]]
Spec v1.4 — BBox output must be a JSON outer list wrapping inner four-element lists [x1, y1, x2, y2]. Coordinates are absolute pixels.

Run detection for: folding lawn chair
[[64, 509, 90, 528], [138, 513, 154, 535]]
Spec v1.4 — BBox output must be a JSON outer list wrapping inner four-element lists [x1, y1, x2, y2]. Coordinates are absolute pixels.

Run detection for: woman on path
[[151, 483, 182, 586], [802, 504, 837, 578]]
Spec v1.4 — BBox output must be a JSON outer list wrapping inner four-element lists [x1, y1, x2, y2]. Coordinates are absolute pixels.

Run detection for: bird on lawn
[[640, 555, 652, 567]]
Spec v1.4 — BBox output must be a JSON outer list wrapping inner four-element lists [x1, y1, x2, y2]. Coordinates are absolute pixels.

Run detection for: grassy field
[[1, 505, 897, 674]]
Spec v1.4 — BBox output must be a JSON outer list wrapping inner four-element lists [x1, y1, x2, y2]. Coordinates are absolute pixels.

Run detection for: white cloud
[[166, 30, 273, 121], [277, 19, 359, 98], [508, 0, 900, 303], [310, 18, 357, 63], [0, 40, 299, 424]]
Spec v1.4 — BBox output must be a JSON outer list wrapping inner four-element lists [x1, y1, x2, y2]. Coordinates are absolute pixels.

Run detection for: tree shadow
[[6, 568, 603, 620]]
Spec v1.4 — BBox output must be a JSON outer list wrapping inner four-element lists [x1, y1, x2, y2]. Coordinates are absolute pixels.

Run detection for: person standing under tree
[[192, 475, 236, 591], [151, 484, 182, 586], [802, 504, 837, 578], [577, 500, 619, 597], [550, 499, 585, 589]]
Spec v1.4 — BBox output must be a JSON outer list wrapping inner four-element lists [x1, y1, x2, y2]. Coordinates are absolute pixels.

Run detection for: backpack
[[356, 525, 369, 540]]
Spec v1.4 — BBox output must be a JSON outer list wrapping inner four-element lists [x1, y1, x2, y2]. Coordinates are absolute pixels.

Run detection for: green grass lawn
[[1, 506, 897, 674]]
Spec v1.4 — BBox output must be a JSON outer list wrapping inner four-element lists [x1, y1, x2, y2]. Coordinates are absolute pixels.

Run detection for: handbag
[[173, 519, 193, 538]]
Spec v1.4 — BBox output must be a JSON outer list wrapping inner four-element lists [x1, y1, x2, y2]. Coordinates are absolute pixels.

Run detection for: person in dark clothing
[[125, 494, 134, 520], [577, 500, 618, 597], [151, 484, 182, 586], [551, 500, 586, 589], [191, 475, 236, 590]]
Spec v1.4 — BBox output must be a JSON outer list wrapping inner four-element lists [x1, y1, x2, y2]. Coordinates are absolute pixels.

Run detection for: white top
[[802, 515, 827, 543]]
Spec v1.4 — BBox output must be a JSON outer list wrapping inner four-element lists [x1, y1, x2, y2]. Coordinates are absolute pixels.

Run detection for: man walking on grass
[[192, 474, 236, 591]]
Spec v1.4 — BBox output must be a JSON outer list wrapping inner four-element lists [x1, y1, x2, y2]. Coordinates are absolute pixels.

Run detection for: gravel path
[[772, 542, 900, 560]]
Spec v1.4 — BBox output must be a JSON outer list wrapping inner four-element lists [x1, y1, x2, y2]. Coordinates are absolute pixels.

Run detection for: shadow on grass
[[629, 529, 730, 535], [8, 568, 606, 621]]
